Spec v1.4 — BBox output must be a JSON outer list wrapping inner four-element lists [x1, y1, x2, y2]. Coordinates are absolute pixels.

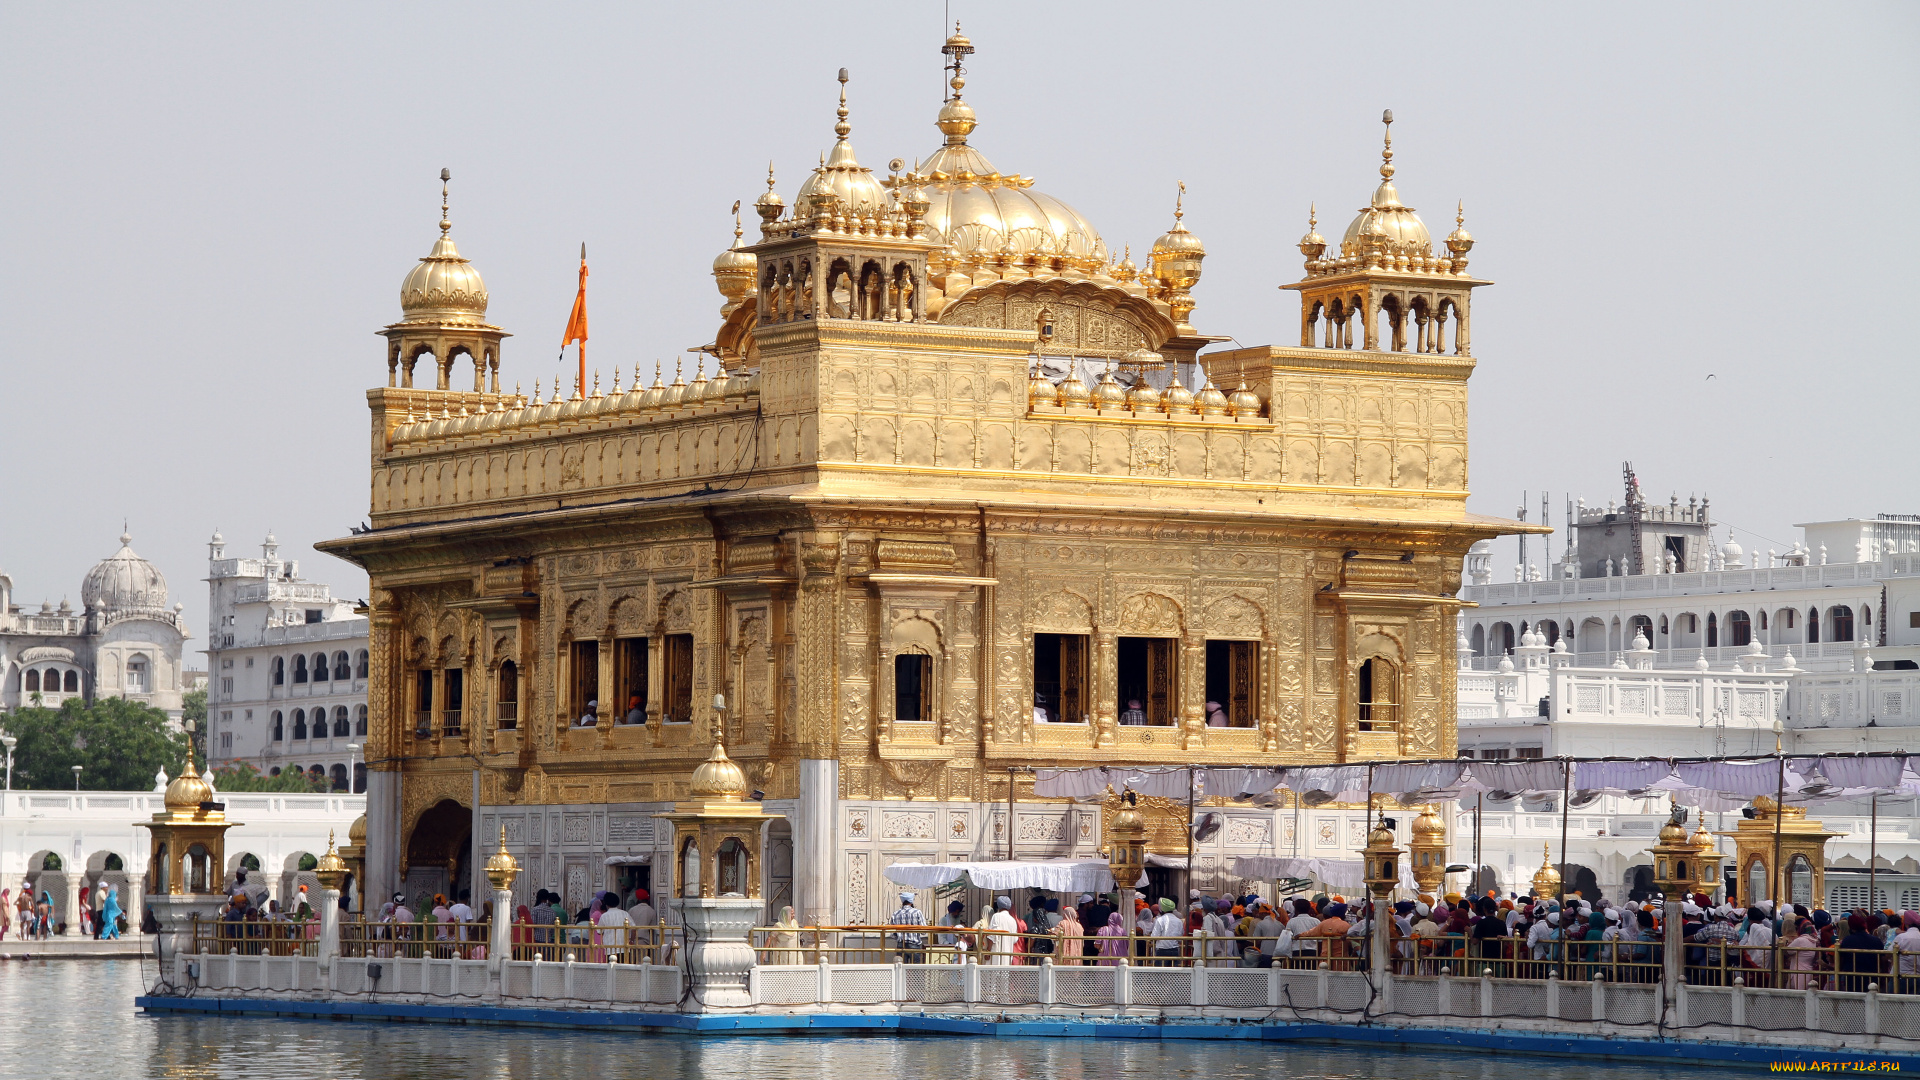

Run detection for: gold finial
[[513, 381, 521, 402], [766, 162, 777, 193], [1174, 180, 1186, 225], [942, 19, 974, 101], [438, 167, 451, 236], [653, 360, 663, 387], [674, 355, 684, 381], [1380, 109, 1395, 179], [612, 365, 621, 392], [533, 378, 541, 403], [1456, 199, 1465, 227], [592, 370, 600, 397], [1310, 202, 1318, 230], [731, 199, 743, 242], [834, 68, 851, 140]]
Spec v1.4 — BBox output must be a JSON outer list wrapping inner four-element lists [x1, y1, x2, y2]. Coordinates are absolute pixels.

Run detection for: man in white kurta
[[986, 896, 1019, 965]]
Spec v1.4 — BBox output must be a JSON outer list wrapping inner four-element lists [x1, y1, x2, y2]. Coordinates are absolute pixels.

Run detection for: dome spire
[[439, 167, 452, 237], [833, 67, 851, 141], [936, 23, 979, 146], [1380, 109, 1395, 180]]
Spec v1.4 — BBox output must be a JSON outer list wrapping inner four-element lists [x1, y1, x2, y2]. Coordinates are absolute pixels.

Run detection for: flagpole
[[577, 242, 587, 396]]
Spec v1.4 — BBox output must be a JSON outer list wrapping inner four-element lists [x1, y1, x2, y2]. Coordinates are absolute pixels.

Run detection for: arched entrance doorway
[[404, 799, 471, 906]]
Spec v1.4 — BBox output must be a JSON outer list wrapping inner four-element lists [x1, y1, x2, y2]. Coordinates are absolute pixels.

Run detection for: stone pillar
[[1370, 900, 1391, 986], [1662, 898, 1683, 998], [364, 769, 402, 912], [64, 869, 81, 936], [146, 893, 226, 984], [317, 886, 342, 964], [127, 878, 145, 935], [489, 888, 513, 975], [673, 896, 761, 1008], [795, 759, 837, 925]]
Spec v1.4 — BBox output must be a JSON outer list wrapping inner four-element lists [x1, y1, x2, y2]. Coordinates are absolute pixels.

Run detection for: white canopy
[[1232, 855, 1416, 892], [883, 858, 1116, 894], [603, 854, 654, 866]]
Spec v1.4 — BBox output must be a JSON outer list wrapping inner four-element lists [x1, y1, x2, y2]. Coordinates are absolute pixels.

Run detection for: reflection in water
[[4, 961, 1681, 1080]]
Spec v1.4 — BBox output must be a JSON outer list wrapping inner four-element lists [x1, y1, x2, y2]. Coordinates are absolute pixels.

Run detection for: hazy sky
[[4, 2, 1915, 655]]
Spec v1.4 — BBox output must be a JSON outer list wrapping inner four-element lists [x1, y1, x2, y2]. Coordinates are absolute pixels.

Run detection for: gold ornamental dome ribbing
[[400, 170, 489, 323], [1341, 111, 1433, 260], [1412, 805, 1446, 840], [794, 71, 889, 221], [164, 755, 214, 812], [711, 210, 757, 305], [688, 737, 749, 801], [902, 48, 1109, 273], [347, 812, 367, 846]]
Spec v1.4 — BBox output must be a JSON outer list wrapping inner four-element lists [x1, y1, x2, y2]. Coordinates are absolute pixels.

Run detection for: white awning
[[1232, 855, 1416, 892], [883, 859, 1115, 893], [603, 854, 654, 866]]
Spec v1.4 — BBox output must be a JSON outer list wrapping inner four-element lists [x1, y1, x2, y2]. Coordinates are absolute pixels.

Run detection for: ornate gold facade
[[320, 32, 1525, 916]]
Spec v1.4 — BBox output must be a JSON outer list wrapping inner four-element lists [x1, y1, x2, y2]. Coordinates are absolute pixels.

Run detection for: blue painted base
[[134, 996, 1920, 1072]]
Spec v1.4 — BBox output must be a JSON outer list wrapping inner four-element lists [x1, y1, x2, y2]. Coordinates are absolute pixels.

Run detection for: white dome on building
[[81, 530, 169, 613]]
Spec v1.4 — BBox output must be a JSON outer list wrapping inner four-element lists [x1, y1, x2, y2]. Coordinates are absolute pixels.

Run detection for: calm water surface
[[1, 959, 1684, 1080]]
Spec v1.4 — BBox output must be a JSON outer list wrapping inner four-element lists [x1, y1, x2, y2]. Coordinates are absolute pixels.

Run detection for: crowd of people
[[2, 880, 126, 941], [847, 887, 1920, 993]]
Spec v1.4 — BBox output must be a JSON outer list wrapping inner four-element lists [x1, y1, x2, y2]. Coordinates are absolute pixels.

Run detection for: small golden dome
[[1341, 113, 1432, 260], [164, 755, 213, 812], [753, 163, 784, 224], [1531, 841, 1562, 892], [484, 825, 520, 890], [1366, 822, 1398, 849], [1227, 382, 1262, 418], [1445, 201, 1473, 256], [1092, 369, 1128, 410], [400, 171, 489, 322], [660, 362, 688, 408], [1112, 803, 1145, 835], [1152, 214, 1205, 258], [1659, 820, 1689, 844], [1162, 380, 1196, 415], [641, 366, 666, 410], [794, 71, 888, 220], [1027, 366, 1057, 407], [1298, 203, 1327, 259], [1056, 367, 1091, 406], [1689, 824, 1714, 850], [348, 813, 367, 846], [315, 830, 347, 876], [1126, 378, 1161, 411], [1411, 805, 1446, 838], [1195, 380, 1229, 417], [686, 360, 711, 404], [712, 213, 756, 303], [689, 738, 748, 801]]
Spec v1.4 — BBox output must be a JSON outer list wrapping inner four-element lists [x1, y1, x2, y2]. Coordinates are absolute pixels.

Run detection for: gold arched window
[[1358, 658, 1398, 732]]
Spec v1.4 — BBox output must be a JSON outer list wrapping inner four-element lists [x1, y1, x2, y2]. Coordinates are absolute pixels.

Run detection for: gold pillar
[[1409, 805, 1447, 894], [1719, 797, 1842, 908]]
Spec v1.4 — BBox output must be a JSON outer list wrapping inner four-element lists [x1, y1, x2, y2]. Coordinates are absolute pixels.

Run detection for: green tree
[[181, 688, 208, 762], [207, 761, 328, 793], [0, 697, 190, 790]]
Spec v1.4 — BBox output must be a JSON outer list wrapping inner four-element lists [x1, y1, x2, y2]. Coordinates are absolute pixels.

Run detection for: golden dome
[[1195, 380, 1229, 417], [794, 71, 888, 221], [1689, 824, 1714, 850], [711, 211, 756, 304], [1126, 378, 1161, 411], [1298, 203, 1327, 259], [484, 825, 520, 890], [1162, 380, 1196, 415], [1027, 366, 1057, 408], [1445, 201, 1474, 256], [164, 755, 213, 812], [1092, 368, 1128, 410], [1056, 367, 1091, 406], [753, 162, 784, 224], [1411, 805, 1446, 838], [660, 361, 687, 408], [689, 737, 748, 801], [641, 365, 667, 410], [1151, 195, 1205, 260], [1227, 382, 1262, 418], [348, 813, 367, 846], [1341, 112, 1432, 260], [399, 170, 489, 323], [315, 830, 347, 876], [1531, 841, 1562, 893], [1366, 822, 1398, 849], [1659, 820, 1689, 844], [904, 51, 1108, 274]]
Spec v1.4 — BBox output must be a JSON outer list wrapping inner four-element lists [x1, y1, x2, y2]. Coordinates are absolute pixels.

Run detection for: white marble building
[[0, 530, 191, 720], [0, 776, 363, 931], [1451, 496, 1920, 911], [205, 532, 369, 790]]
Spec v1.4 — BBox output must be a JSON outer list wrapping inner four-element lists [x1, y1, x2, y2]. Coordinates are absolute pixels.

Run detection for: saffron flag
[[560, 242, 587, 393]]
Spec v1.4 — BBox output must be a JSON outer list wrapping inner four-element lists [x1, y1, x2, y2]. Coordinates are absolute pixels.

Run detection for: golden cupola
[[711, 204, 757, 315], [400, 169, 490, 323], [164, 755, 215, 812], [903, 30, 1109, 280], [689, 737, 750, 801], [793, 70, 889, 223], [1340, 111, 1432, 263], [1149, 183, 1205, 331]]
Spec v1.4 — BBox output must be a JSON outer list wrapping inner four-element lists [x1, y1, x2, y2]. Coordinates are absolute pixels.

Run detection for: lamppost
[[2, 733, 15, 816], [72, 764, 83, 791], [346, 743, 362, 794]]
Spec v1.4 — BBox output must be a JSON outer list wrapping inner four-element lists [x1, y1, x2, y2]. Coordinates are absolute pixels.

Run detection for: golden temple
[[320, 28, 1528, 922]]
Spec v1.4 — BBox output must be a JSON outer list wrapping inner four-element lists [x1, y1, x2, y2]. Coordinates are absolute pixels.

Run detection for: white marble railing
[[184, 950, 684, 1004], [1462, 556, 1916, 604]]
